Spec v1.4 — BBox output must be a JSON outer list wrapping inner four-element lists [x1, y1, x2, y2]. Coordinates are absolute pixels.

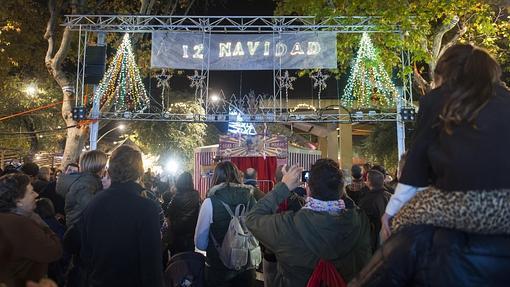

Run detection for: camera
[[301, 171, 310, 182]]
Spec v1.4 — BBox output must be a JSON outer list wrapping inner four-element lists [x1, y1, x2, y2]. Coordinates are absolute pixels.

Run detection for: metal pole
[[89, 32, 106, 150], [396, 87, 406, 160]]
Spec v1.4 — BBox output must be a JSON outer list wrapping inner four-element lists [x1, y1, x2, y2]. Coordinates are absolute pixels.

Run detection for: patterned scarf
[[302, 197, 346, 215]]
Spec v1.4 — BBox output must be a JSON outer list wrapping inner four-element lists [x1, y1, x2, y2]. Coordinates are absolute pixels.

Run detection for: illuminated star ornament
[[277, 70, 296, 90], [156, 69, 172, 109], [342, 33, 398, 109], [310, 70, 329, 109], [93, 33, 150, 112], [310, 70, 329, 91], [187, 70, 206, 90], [156, 69, 172, 89]]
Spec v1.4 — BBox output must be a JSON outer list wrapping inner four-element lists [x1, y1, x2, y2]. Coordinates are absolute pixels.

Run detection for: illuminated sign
[[152, 32, 337, 70]]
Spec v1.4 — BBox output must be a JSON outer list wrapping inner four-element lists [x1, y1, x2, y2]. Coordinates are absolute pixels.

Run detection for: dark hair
[[308, 159, 344, 201], [108, 145, 144, 183], [367, 170, 385, 189], [65, 163, 79, 172], [212, 161, 241, 186], [351, 165, 362, 179], [2, 165, 20, 176], [371, 165, 387, 175], [21, 162, 39, 177], [435, 44, 503, 134], [244, 168, 257, 180], [0, 174, 31, 212], [35, 198, 55, 219], [176, 172, 194, 193]]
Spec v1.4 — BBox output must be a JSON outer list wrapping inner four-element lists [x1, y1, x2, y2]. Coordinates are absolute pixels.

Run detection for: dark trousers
[[205, 267, 255, 287]]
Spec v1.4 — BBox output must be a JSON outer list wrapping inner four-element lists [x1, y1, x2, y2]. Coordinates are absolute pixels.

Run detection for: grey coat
[[57, 172, 102, 227]]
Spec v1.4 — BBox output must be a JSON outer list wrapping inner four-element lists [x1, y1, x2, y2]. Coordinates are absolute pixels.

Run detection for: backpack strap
[[219, 201, 235, 218]]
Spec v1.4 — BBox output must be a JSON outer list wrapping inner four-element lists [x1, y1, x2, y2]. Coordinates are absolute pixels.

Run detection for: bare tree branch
[[139, 0, 149, 14], [184, 0, 197, 16], [170, 0, 179, 15], [431, 15, 459, 59], [44, 0, 57, 74], [413, 64, 430, 96], [147, 0, 157, 14], [439, 22, 468, 57]]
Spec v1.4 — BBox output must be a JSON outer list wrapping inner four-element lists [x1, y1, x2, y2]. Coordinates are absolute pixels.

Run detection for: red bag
[[306, 259, 347, 287]]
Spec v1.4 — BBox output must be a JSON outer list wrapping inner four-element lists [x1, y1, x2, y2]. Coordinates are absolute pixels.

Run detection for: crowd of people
[[1, 43, 510, 287]]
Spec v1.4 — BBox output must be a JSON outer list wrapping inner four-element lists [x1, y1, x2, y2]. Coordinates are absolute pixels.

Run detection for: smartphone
[[301, 171, 310, 182]]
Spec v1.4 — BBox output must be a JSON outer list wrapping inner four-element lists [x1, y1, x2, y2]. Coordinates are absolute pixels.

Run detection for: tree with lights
[[94, 34, 150, 112], [342, 33, 398, 109]]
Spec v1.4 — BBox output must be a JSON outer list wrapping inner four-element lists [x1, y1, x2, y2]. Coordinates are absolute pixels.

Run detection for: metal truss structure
[[63, 15, 400, 33], [64, 15, 413, 156], [98, 111, 398, 123]]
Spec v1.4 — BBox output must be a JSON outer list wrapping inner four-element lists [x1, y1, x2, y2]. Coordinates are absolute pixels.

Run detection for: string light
[[93, 33, 150, 112], [290, 103, 317, 113], [342, 33, 398, 109]]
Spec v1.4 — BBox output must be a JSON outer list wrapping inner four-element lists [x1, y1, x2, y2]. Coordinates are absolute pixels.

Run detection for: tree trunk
[[22, 117, 40, 155], [45, 0, 86, 168]]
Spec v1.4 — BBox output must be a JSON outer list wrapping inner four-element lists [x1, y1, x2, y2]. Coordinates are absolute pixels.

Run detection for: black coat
[[400, 84, 510, 191], [164, 189, 200, 254], [358, 188, 391, 252], [78, 181, 163, 287], [349, 225, 510, 287]]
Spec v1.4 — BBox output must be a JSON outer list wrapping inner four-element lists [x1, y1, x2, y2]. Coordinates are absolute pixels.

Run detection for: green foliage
[[357, 122, 398, 174], [276, 0, 510, 82], [0, 1, 65, 154]]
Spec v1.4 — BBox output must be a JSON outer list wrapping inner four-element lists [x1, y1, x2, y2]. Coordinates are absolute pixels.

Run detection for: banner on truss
[[219, 134, 288, 157], [151, 32, 337, 70]]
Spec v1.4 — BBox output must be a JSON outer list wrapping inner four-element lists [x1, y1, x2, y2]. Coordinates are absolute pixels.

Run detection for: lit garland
[[342, 33, 398, 109], [290, 103, 317, 113], [93, 33, 150, 112]]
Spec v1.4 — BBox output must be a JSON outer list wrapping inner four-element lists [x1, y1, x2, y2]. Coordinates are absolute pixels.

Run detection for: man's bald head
[[244, 168, 257, 180]]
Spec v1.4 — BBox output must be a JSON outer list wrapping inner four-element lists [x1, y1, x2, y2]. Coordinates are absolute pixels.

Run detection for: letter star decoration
[[156, 69, 172, 109], [188, 70, 206, 90], [310, 70, 329, 109], [277, 70, 296, 109]]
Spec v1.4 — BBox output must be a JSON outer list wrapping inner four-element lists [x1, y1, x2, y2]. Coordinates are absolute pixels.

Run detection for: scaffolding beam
[[62, 15, 401, 33]]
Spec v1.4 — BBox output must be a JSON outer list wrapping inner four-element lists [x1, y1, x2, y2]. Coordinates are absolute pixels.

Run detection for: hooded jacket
[[56, 172, 102, 227], [246, 183, 372, 287], [164, 188, 201, 254]]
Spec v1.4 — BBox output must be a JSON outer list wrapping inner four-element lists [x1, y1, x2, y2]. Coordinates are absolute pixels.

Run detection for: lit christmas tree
[[94, 33, 150, 112], [342, 33, 398, 109]]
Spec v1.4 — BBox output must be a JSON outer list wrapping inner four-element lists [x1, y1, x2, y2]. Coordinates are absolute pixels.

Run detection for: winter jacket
[[400, 84, 510, 191], [346, 179, 367, 205], [0, 213, 62, 287], [358, 188, 391, 252], [349, 224, 510, 287], [164, 189, 201, 254], [203, 183, 257, 270], [39, 181, 65, 216], [76, 181, 164, 287], [246, 183, 372, 287], [56, 172, 102, 227]]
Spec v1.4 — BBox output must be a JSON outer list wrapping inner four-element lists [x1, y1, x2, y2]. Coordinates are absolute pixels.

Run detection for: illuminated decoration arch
[[65, 15, 414, 159], [342, 33, 398, 109]]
